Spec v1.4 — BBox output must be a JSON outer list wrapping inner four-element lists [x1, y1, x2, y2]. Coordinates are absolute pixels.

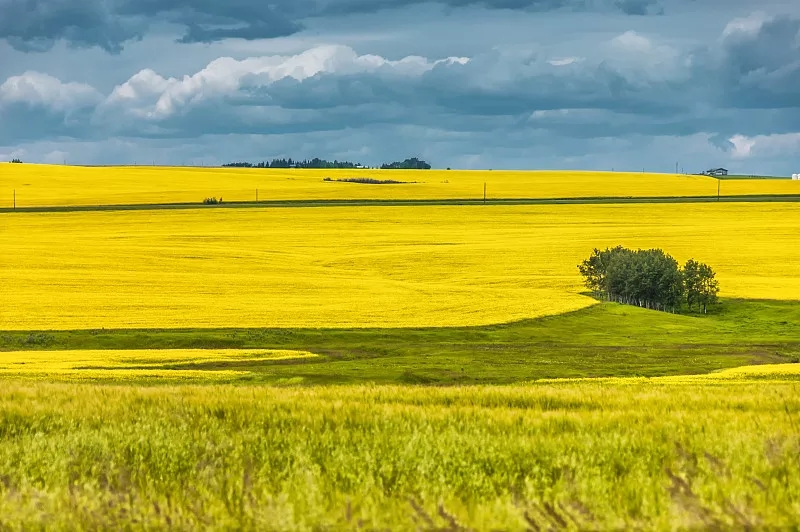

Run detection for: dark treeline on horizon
[[222, 158, 365, 169], [222, 157, 432, 170], [579, 246, 720, 313], [380, 158, 432, 170]]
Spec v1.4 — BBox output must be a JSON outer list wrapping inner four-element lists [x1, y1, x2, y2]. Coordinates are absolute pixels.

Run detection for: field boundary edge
[[3, 194, 800, 213]]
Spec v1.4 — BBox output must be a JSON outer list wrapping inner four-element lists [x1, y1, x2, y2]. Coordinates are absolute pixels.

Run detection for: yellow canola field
[[1, 163, 798, 207], [539, 363, 800, 385], [1, 202, 799, 330], [0, 349, 317, 381]]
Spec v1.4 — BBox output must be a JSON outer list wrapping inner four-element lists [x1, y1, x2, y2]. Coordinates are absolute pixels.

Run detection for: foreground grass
[[2, 300, 798, 385], [1, 367, 799, 529]]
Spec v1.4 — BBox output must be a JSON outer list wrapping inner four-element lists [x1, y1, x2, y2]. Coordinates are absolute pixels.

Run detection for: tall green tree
[[578, 247, 718, 314], [683, 259, 701, 311], [684, 260, 719, 313]]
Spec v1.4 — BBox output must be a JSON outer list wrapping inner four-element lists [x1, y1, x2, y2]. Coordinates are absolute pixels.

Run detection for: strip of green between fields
[[2, 300, 798, 385], [3, 194, 800, 214]]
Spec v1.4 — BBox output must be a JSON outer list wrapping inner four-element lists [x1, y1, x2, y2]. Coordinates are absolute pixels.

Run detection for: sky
[[0, 0, 798, 174]]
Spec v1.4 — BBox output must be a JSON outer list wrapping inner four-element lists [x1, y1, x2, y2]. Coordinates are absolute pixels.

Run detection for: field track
[[3, 193, 800, 213]]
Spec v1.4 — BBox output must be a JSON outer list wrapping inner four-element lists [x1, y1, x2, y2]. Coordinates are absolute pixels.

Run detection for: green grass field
[[2, 299, 798, 385]]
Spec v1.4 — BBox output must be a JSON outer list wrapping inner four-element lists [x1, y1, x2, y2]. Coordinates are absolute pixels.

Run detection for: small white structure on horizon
[[793, 174, 800, 180], [703, 168, 728, 177]]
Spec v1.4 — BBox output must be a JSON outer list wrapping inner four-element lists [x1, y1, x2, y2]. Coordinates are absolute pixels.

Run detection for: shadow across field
[[2, 299, 798, 385]]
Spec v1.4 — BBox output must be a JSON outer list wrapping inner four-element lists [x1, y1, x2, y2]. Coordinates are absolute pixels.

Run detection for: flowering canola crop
[[1, 163, 798, 208], [0, 349, 317, 381], [2, 202, 799, 330]]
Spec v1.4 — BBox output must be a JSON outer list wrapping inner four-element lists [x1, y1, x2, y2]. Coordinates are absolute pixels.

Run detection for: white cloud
[[729, 132, 800, 158], [607, 30, 690, 83], [729, 134, 756, 158], [721, 12, 769, 39], [530, 109, 571, 119], [97, 45, 470, 120], [611, 31, 654, 52], [547, 57, 582, 66], [529, 108, 600, 120], [0, 71, 102, 111]]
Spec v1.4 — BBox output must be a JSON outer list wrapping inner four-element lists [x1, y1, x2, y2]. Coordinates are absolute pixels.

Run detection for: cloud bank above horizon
[[0, 0, 798, 173]]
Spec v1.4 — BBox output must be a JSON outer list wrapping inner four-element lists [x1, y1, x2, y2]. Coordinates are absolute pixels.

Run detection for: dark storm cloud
[[252, 60, 685, 121], [118, 0, 307, 43], [0, 0, 307, 52], [0, 0, 665, 52], [0, 0, 143, 53], [8, 10, 799, 143], [176, 20, 303, 44], [316, 0, 578, 16], [0, 103, 97, 144], [114, 12, 800, 150], [717, 14, 800, 109], [614, 0, 663, 16]]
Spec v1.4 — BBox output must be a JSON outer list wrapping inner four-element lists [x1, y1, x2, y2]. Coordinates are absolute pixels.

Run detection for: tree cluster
[[222, 157, 432, 170], [10, 158, 22, 163], [223, 158, 364, 169], [578, 246, 720, 313], [380, 158, 431, 170]]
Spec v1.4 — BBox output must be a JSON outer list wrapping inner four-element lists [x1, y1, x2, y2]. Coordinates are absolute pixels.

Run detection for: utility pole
[[717, 179, 721, 202], [13, 189, 15, 210], [483, 182, 486, 204], [256, 189, 259, 203]]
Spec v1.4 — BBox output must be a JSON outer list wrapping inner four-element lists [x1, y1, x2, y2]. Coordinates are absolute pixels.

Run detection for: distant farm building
[[793, 174, 800, 180], [703, 168, 729, 177]]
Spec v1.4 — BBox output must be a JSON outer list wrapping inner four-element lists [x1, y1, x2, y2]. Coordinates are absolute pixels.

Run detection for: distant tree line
[[223, 158, 365, 169], [222, 157, 433, 170], [380, 158, 431, 170], [10, 158, 22, 163], [578, 246, 720, 313]]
